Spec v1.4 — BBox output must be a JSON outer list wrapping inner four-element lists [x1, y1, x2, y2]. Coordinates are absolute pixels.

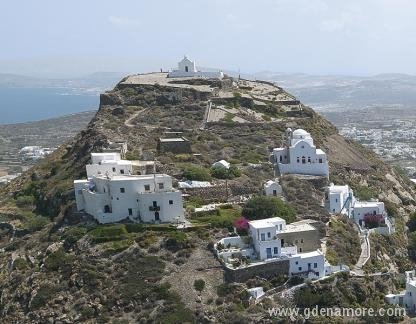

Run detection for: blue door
[[266, 248, 272, 258]]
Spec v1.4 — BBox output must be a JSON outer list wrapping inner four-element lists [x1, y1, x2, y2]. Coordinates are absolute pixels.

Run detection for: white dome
[[292, 129, 310, 137]]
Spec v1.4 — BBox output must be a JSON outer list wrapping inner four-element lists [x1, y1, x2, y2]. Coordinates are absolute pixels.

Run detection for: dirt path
[[124, 110, 144, 127]]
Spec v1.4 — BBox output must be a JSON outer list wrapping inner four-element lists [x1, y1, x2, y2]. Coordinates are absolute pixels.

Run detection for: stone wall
[[224, 259, 290, 283], [279, 228, 320, 253]]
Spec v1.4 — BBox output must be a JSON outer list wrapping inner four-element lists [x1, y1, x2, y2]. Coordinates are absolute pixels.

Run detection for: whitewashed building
[[74, 153, 184, 224], [216, 217, 328, 280], [386, 270, 416, 313], [325, 183, 355, 215], [212, 160, 230, 170], [86, 153, 133, 178], [263, 178, 283, 197], [168, 56, 224, 79], [325, 183, 394, 234], [272, 128, 329, 177]]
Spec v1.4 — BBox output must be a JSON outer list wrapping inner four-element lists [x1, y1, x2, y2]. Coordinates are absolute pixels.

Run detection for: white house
[[272, 128, 329, 177], [325, 184, 394, 234], [289, 250, 325, 279], [247, 287, 265, 300], [74, 153, 185, 224], [86, 153, 133, 178], [352, 200, 386, 226], [386, 270, 416, 313], [263, 178, 283, 197], [212, 160, 230, 170], [325, 183, 355, 215], [168, 56, 224, 79]]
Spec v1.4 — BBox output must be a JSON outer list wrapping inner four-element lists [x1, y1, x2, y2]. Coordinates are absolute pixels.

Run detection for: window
[[120, 188, 125, 193], [308, 157, 311, 163], [279, 155, 283, 162], [169, 200, 173, 205], [103, 188, 106, 193], [273, 247, 278, 254], [273, 190, 277, 196], [301, 145, 304, 149], [279, 224, 282, 230], [314, 263, 318, 268], [120, 169, 125, 174], [297, 157, 300, 163], [302, 156, 306, 164], [335, 198, 338, 202], [261, 233, 265, 241], [158, 183, 164, 190], [112, 167, 116, 172], [295, 261, 298, 265], [267, 232, 271, 238], [185, 66, 189, 72], [298, 267, 302, 271], [299, 248, 302, 252], [144, 184, 150, 191], [319, 158, 323, 163], [300, 238, 304, 243], [128, 208, 132, 216]]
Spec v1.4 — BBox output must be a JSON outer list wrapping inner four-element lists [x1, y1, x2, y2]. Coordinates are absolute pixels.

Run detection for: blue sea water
[[0, 87, 99, 124]]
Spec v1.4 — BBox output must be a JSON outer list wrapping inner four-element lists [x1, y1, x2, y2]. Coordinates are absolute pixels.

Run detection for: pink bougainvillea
[[234, 216, 249, 231]]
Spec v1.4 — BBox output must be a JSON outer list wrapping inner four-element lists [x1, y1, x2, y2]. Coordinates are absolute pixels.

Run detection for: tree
[[183, 166, 212, 181], [211, 165, 241, 179], [242, 196, 296, 223]]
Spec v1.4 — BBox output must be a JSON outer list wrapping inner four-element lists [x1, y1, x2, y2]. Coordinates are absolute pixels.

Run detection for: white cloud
[[108, 16, 139, 28]]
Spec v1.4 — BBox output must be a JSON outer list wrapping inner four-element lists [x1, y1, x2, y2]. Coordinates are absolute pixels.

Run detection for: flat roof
[[249, 217, 285, 229], [159, 138, 186, 142], [282, 223, 316, 233], [354, 201, 383, 208], [95, 174, 169, 181], [291, 250, 323, 258], [329, 185, 350, 192]]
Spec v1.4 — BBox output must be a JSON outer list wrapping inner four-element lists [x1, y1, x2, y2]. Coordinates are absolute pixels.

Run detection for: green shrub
[[44, 249, 74, 272], [15, 195, 35, 208], [31, 285, 57, 309], [353, 185, 378, 200], [183, 166, 212, 181], [211, 165, 241, 179], [242, 196, 296, 223], [88, 224, 128, 243], [194, 279, 205, 292], [24, 215, 49, 232], [63, 226, 87, 246]]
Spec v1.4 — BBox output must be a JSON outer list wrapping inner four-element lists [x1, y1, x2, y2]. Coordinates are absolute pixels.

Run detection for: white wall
[[289, 253, 325, 279]]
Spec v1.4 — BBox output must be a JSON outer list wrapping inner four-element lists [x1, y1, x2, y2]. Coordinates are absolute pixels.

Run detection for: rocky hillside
[[0, 73, 415, 322]]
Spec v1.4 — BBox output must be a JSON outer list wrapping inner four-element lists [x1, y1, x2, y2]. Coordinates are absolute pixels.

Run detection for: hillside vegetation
[[0, 73, 415, 322]]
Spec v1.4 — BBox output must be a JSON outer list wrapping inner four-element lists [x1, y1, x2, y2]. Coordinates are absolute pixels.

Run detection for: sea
[[0, 87, 99, 124]]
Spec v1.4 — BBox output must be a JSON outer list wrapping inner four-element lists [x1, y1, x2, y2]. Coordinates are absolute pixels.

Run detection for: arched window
[[302, 156, 306, 164], [104, 205, 111, 213], [279, 155, 283, 162], [297, 157, 300, 163], [308, 157, 311, 163]]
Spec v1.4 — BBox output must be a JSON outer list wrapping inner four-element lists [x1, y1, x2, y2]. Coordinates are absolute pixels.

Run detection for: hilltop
[[0, 72, 415, 322]]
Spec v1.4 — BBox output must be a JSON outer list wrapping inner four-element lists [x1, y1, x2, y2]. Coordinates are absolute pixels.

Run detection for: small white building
[[212, 160, 230, 170], [289, 250, 325, 279], [247, 287, 265, 300], [325, 183, 394, 234], [352, 200, 386, 226], [168, 56, 224, 79], [271, 128, 329, 177], [325, 183, 355, 215], [86, 153, 133, 178], [263, 178, 283, 197], [74, 153, 185, 224], [386, 270, 416, 313]]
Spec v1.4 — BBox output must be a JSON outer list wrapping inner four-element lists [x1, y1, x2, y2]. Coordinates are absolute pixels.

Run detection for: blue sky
[[1, 0, 416, 76]]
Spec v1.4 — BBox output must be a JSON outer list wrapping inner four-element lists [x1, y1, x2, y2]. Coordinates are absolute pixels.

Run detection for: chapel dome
[[292, 129, 310, 137]]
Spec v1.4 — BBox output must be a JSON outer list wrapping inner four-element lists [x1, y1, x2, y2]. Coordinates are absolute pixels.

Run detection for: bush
[[44, 249, 74, 273], [63, 226, 87, 246], [31, 285, 57, 309], [15, 195, 35, 208], [183, 166, 212, 181], [211, 165, 241, 179], [25, 215, 49, 232], [194, 279, 206, 292], [88, 224, 128, 243], [242, 196, 296, 223]]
